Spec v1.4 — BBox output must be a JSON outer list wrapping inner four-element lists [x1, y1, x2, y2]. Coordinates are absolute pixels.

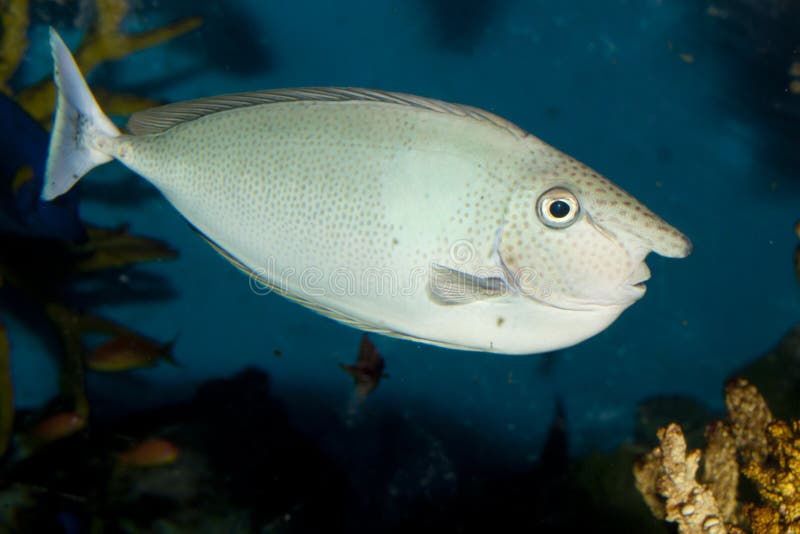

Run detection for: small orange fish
[[30, 412, 85, 443], [118, 438, 180, 467], [339, 334, 386, 399], [86, 335, 177, 372]]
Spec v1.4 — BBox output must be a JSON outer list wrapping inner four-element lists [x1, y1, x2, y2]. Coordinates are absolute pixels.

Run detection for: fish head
[[496, 155, 691, 311]]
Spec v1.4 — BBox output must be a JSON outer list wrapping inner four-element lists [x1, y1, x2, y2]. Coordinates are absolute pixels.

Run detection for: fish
[[118, 437, 180, 467], [340, 334, 386, 399], [41, 28, 691, 354], [29, 411, 85, 443], [85, 334, 177, 372]]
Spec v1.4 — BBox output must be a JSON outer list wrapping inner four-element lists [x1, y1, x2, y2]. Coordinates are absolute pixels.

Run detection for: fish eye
[[536, 187, 580, 229]]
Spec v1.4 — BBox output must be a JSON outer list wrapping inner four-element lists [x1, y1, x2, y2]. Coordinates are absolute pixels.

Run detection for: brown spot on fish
[[497, 317, 505, 327]]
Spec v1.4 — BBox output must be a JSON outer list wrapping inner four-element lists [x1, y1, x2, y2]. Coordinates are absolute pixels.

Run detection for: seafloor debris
[[635, 378, 800, 533]]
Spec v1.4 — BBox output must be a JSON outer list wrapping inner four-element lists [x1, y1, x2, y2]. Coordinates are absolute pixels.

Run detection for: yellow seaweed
[[44, 303, 89, 419], [1, 0, 201, 124], [0, 0, 190, 469], [0, 0, 29, 95]]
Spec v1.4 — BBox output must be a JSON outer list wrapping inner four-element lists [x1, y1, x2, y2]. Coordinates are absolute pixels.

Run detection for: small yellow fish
[[86, 335, 176, 372], [118, 437, 180, 467], [30, 412, 85, 443], [340, 334, 386, 399]]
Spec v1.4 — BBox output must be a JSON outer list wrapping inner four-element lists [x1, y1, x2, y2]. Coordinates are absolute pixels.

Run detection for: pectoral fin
[[428, 264, 508, 305]]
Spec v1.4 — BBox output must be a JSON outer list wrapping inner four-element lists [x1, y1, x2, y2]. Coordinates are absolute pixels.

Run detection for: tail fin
[[42, 28, 120, 201]]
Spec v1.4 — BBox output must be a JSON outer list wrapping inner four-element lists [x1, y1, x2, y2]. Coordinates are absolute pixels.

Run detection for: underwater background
[[1, 0, 798, 532]]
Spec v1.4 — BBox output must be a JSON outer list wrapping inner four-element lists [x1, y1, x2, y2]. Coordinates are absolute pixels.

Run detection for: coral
[[634, 423, 737, 534], [634, 441, 667, 520], [725, 378, 773, 466], [742, 420, 800, 532], [636, 377, 800, 533], [702, 422, 739, 523]]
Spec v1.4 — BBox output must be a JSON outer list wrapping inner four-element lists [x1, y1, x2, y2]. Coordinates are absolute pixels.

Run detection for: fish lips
[[626, 261, 651, 295]]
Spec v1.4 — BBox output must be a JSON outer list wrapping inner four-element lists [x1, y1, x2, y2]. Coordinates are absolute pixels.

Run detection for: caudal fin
[[42, 28, 120, 201]]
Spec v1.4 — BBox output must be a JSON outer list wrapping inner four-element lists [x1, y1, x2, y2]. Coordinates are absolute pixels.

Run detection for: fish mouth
[[626, 262, 651, 294]]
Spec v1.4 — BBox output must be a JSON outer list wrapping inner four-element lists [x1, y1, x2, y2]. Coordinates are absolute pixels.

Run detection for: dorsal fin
[[126, 87, 527, 139]]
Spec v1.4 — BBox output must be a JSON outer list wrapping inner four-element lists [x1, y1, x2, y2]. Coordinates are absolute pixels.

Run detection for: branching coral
[[702, 421, 739, 524], [725, 378, 773, 466], [636, 378, 800, 533], [634, 423, 740, 534]]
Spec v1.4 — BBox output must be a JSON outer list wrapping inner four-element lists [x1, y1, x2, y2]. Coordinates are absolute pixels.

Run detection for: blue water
[[8, 0, 799, 465]]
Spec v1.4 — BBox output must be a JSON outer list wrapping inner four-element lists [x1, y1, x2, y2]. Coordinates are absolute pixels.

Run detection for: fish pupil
[[549, 200, 570, 219]]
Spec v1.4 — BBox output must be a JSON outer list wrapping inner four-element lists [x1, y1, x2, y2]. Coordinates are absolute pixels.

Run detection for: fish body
[[42, 29, 691, 354], [85, 335, 176, 372], [118, 438, 180, 467], [340, 334, 386, 398], [30, 412, 85, 443]]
